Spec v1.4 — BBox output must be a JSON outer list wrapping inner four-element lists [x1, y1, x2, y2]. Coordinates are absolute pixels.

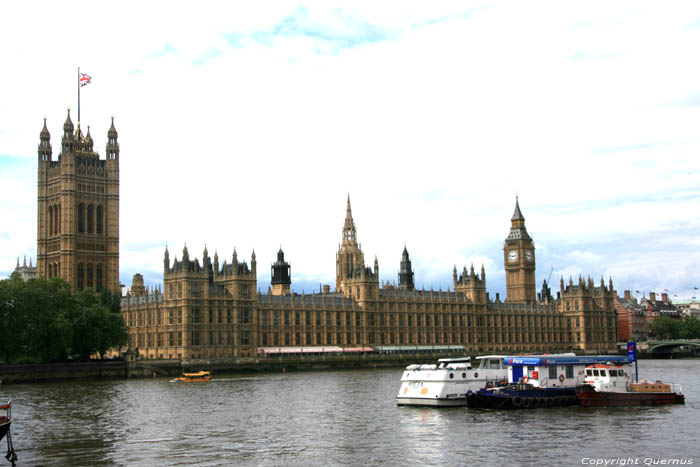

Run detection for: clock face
[[508, 250, 519, 262], [525, 250, 533, 262]]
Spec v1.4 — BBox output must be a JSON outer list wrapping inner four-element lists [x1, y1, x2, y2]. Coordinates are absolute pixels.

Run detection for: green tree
[[100, 288, 121, 314], [650, 316, 681, 340], [0, 273, 25, 363], [679, 316, 700, 339], [73, 288, 127, 359], [0, 278, 127, 363]]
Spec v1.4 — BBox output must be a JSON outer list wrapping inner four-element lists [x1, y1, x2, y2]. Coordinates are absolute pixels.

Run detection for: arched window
[[57, 204, 61, 234], [96, 264, 103, 292], [77, 263, 84, 290], [78, 204, 85, 233], [49, 206, 54, 236], [96, 205, 103, 235], [87, 263, 93, 288], [87, 205, 94, 234]]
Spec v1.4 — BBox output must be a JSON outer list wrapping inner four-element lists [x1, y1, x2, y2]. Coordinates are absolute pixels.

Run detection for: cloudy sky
[[1, 1, 699, 301]]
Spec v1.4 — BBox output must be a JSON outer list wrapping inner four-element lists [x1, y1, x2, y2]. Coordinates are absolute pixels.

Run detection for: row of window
[[166, 282, 254, 299], [76, 263, 104, 291], [131, 327, 575, 349], [76, 203, 105, 235]]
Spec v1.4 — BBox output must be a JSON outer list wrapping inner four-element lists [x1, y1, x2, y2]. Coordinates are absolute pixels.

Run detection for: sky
[[1, 1, 700, 301]]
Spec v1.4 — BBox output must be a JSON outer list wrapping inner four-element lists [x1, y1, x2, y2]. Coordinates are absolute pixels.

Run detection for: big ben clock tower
[[504, 196, 536, 302]]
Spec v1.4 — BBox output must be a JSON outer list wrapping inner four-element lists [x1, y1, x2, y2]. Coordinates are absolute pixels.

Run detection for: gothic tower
[[36, 110, 120, 293], [335, 195, 378, 301], [504, 196, 536, 302], [398, 246, 415, 291], [271, 247, 291, 296]]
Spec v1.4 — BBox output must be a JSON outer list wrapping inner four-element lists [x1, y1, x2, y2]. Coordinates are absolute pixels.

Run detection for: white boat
[[396, 355, 509, 407]]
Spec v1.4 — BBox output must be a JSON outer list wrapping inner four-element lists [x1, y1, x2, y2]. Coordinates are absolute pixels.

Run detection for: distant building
[[641, 292, 682, 321], [675, 300, 700, 319], [13, 256, 37, 281], [615, 290, 648, 342]]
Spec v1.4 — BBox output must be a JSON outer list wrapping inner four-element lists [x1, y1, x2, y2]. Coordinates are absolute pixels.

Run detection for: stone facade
[[121, 197, 619, 359], [36, 111, 120, 293]]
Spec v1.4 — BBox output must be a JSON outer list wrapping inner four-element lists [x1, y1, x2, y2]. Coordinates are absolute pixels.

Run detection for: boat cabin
[[583, 364, 633, 393], [503, 355, 635, 388]]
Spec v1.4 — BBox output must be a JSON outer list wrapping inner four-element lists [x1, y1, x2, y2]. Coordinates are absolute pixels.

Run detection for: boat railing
[[0, 400, 10, 418]]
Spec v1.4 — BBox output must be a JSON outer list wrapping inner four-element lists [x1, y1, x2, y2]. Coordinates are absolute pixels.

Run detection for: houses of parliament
[[35, 111, 619, 359]]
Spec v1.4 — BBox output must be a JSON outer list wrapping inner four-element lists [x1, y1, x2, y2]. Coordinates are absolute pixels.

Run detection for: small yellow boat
[[170, 371, 212, 383]]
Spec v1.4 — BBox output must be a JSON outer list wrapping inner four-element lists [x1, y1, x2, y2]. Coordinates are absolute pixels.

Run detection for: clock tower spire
[[504, 196, 536, 302]]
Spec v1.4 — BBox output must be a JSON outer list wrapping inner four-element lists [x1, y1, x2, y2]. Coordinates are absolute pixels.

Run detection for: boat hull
[[396, 396, 468, 407], [576, 385, 685, 407], [466, 387, 578, 410], [0, 420, 10, 442]]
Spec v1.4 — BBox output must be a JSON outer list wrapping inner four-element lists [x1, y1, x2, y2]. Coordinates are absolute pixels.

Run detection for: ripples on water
[[2, 360, 698, 466]]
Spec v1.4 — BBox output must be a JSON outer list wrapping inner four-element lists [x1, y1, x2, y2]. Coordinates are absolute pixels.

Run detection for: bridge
[[648, 339, 700, 355]]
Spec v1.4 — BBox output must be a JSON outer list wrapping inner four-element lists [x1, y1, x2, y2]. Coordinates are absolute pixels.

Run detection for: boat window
[[586, 369, 592, 376], [549, 366, 557, 379], [566, 366, 574, 379], [489, 360, 500, 369], [593, 370, 599, 377], [600, 370, 607, 377]]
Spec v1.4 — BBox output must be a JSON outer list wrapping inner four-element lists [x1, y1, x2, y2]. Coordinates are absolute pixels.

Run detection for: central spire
[[343, 194, 357, 245]]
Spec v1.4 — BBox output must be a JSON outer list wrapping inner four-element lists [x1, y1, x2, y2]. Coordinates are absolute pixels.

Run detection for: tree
[[100, 288, 121, 314], [649, 316, 680, 340], [0, 278, 127, 363], [72, 288, 127, 359]]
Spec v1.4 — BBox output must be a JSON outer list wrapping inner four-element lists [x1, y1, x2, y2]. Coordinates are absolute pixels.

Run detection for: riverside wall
[[2, 348, 653, 384], [0, 352, 455, 383]]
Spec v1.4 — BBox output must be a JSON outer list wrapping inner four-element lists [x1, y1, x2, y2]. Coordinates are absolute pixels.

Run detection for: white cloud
[[2, 2, 700, 300]]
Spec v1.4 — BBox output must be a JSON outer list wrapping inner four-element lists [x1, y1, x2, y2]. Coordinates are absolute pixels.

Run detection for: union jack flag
[[79, 73, 92, 87]]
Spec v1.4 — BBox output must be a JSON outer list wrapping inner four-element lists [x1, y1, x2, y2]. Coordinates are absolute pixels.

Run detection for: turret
[[271, 247, 291, 296], [38, 117, 52, 162], [84, 125, 94, 152], [61, 108, 75, 154], [398, 246, 414, 291], [106, 116, 119, 160], [164, 245, 170, 273], [182, 243, 190, 265]]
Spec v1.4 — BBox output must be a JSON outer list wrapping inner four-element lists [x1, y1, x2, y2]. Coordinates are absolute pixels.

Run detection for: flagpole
[[78, 67, 81, 124]]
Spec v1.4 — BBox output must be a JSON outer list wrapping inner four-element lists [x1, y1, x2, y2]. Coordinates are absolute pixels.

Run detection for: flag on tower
[[79, 73, 92, 87]]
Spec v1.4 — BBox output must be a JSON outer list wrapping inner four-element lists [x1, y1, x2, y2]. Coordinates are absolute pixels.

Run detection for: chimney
[[649, 292, 656, 302], [624, 290, 631, 300], [662, 293, 668, 302]]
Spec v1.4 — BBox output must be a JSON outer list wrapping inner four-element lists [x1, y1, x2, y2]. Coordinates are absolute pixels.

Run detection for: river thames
[[2, 359, 698, 466]]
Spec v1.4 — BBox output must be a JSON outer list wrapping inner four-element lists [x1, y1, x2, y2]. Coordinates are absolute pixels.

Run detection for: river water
[[2, 359, 698, 466]]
